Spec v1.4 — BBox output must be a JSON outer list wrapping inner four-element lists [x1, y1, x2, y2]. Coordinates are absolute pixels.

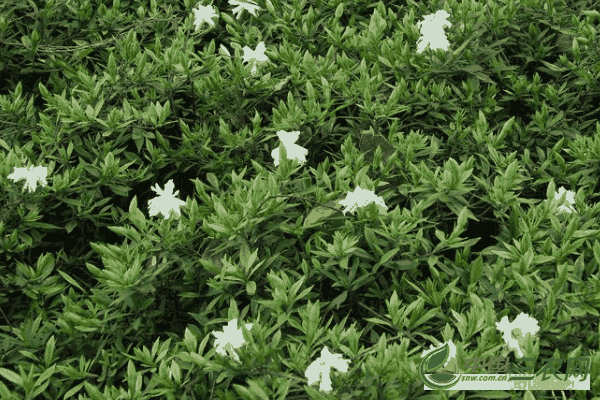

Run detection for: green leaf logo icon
[[419, 342, 462, 389]]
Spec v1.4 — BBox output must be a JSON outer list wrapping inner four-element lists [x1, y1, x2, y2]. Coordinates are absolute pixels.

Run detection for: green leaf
[[359, 132, 395, 164], [57, 270, 86, 293], [184, 327, 198, 353], [65, 220, 78, 233], [44, 336, 56, 366], [329, 290, 348, 310], [375, 248, 399, 268], [0, 367, 23, 386], [247, 380, 269, 400], [363, 317, 392, 327], [246, 281, 256, 295], [303, 199, 342, 228], [272, 76, 291, 92], [334, 3, 344, 19], [33, 364, 56, 388], [27, 222, 62, 230], [63, 382, 85, 399], [206, 172, 219, 190]]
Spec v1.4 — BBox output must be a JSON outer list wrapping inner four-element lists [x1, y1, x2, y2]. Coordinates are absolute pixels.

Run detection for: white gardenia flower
[[148, 179, 187, 219], [230, 0, 261, 18], [192, 4, 218, 29], [305, 346, 350, 392], [212, 318, 253, 363], [338, 185, 388, 216], [553, 186, 577, 215], [416, 9, 452, 53], [496, 313, 539, 358], [7, 165, 48, 192], [271, 130, 308, 166], [242, 41, 268, 75]]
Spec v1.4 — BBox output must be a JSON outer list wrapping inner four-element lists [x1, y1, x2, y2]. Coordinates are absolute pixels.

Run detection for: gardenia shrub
[[1, 0, 600, 398]]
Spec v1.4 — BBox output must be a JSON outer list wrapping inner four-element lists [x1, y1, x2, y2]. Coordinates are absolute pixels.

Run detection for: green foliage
[[1, 0, 600, 398]]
